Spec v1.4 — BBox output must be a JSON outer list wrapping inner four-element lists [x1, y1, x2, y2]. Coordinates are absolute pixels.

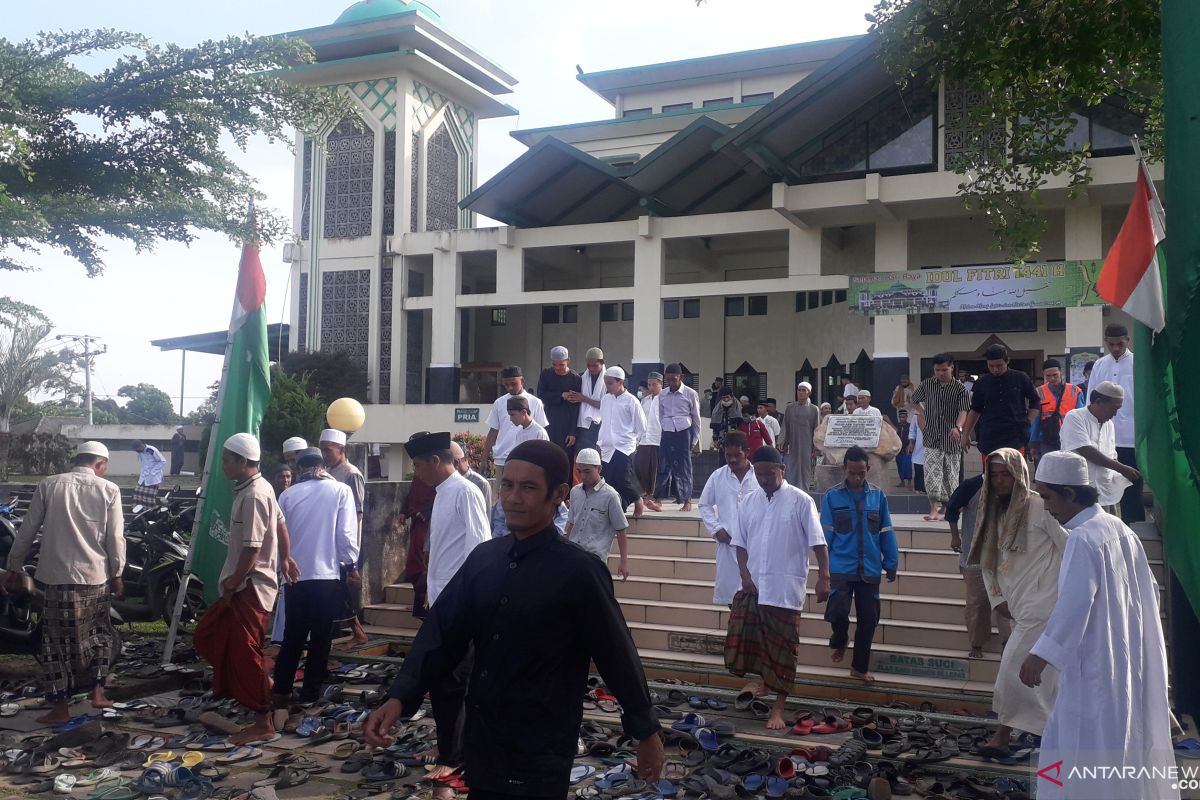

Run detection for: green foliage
[[454, 431, 493, 477], [280, 350, 370, 404], [117, 382, 178, 425], [186, 382, 220, 425], [260, 366, 325, 460], [0, 319, 76, 431], [867, 0, 1161, 258], [10, 432, 71, 475], [0, 28, 354, 280]]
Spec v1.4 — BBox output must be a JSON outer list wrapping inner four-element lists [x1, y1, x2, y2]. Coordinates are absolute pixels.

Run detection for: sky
[[8, 0, 879, 415]]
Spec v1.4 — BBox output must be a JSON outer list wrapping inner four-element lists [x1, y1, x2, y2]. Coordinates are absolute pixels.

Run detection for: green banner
[[849, 260, 1104, 316]]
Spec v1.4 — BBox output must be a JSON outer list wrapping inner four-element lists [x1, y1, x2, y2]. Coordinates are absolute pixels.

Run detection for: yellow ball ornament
[[327, 397, 366, 433]]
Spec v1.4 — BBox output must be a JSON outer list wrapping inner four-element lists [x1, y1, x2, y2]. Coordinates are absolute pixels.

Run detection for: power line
[[56, 334, 106, 425]]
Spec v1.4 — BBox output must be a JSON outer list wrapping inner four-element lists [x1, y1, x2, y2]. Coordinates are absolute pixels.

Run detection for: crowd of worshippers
[[0, 320, 1176, 799]]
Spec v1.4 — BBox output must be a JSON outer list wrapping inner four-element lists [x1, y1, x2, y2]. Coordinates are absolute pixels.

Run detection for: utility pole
[[56, 334, 106, 425]]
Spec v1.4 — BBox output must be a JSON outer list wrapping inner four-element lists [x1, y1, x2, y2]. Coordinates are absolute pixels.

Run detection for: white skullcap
[[858, 389, 872, 398], [224, 432, 261, 461], [76, 441, 109, 459], [575, 448, 602, 466], [604, 366, 625, 381], [797, 381, 812, 391], [319, 428, 348, 446], [1094, 380, 1125, 400], [550, 345, 569, 360], [1036, 450, 1091, 486], [739, 395, 750, 402], [282, 436, 307, 454]]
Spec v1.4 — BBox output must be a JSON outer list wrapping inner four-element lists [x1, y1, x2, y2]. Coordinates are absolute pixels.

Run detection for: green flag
[[190, 237, 272, 603], [1143, 0, 1200, 617]]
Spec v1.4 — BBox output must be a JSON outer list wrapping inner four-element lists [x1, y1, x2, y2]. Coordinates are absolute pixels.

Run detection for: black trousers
[[574, 422, 600, 458], [1116, 446, 1145, 523], [272, 579, 341, 701], [602, 450, 641, 510], [430, 645, 474, 766], [825, 579, 881, 676]]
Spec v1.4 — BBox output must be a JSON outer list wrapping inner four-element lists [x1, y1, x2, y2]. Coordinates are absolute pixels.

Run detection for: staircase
[[363, 507, 1166, 711]]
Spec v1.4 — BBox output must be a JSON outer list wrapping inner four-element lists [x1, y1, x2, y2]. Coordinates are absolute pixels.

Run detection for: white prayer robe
[[1030, 505, 1177, 800], [698, 465, 762, 604], [981, 496, 1067, 734], [486, 390, 550, 465], [731, 482, 824, 612], [426, 471, 490, 607]]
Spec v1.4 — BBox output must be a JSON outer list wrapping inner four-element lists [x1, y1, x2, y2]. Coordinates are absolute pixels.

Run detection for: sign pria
[[454, 407, 480, 423]]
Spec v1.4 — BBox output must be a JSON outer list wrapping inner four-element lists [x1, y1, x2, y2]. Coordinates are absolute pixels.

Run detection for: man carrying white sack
[[1020, 451, 1177, 800]]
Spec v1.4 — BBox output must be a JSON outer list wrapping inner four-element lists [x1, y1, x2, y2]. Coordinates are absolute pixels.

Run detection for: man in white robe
[[697, 430, 759, 605], [1021, 451, 1177, 800], [967, 447, 1067, 759]]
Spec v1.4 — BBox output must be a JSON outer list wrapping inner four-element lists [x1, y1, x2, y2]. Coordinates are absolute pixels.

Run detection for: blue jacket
[[820, 481, 898, 583]]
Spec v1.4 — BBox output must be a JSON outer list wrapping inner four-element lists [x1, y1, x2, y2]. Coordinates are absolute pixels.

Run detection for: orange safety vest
[[1037, 382, 1082, 420]]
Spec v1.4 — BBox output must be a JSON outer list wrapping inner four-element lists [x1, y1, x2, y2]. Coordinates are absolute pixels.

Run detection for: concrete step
[[612, 572, 969, 603], [361, 610, 1002, 687], [384, 582, 981, 629]]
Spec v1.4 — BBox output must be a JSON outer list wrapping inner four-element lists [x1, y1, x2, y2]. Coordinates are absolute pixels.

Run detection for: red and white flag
[[1098, 166, 1166, 332]]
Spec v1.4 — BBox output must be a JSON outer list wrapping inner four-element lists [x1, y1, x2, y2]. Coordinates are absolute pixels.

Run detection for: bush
[[260, 367, 327, 461], [454, 431, 493, 477], [280, 350, 369, 404], [11, 433, 72, 475]]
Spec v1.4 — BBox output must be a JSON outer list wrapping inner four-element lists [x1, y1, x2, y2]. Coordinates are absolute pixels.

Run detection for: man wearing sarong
[[1021, 452, 1177, 800], [725, 446, 830, 730], [132, 439, 166, 508], [194, 433, 299, 744], [598, 366, 647, 516], [779, 381, 819, 491], [968, 447, 1066, 759], [6, 441, 124, 724]]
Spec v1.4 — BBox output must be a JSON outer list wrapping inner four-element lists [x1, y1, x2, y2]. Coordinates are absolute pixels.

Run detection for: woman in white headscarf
[[968, 447, 1068, 760]]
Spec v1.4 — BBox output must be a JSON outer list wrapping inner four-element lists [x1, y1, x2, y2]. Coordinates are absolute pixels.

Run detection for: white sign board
[[824, 415, 882, 449]]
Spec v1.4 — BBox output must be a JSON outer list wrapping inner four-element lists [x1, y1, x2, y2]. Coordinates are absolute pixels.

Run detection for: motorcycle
[[113, 489, 206, 629]]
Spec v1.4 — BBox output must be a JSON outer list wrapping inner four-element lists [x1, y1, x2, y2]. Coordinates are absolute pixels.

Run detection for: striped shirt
[[910, 376, 970, 451]]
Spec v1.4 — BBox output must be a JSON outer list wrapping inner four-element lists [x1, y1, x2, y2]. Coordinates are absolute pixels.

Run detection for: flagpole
[[162, 197, 258, 665], [1131, 135, 1166, 213], [161, 316, 237, 665]]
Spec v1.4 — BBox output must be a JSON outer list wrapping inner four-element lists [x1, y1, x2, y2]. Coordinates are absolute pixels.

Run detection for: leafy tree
[[0, 318, 77, 478], [866, 0, 1159, 257], [0, 28, 352, 284], [117, 382, 178, 425], [280, 350, 370, 404], [186, 381, 220, 425], [260, 367, 326, 462]]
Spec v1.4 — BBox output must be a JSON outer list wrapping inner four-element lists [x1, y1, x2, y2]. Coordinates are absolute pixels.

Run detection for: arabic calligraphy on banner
[[848, 260, 1104, 316]]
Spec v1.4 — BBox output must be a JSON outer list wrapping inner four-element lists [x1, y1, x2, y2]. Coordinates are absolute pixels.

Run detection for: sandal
[[252, 766, 309, 790]]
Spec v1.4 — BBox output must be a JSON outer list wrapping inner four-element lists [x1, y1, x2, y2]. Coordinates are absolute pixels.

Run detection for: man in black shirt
[[535, 345, 582, 456], [962, 344, 1039, 456], [365, 440, 664, 799]]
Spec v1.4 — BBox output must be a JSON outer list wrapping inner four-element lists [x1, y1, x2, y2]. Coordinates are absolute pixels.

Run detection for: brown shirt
[[7, 467, 125, 586], [219, 474, 279, 611]]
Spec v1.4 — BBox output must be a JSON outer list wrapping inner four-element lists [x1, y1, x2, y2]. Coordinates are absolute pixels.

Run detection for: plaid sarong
[[132, 483, 160, 508], [724, 590, 801, 694], [38, 583, 113, 703]]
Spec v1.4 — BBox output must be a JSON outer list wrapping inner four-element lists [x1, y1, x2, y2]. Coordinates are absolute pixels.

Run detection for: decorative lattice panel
[[943, 82, 1006, 170], [346, 78, 399, 132], [409, 132, 420, 234], [411, 80, 476, 149], [320, 270, 371, 372], [379, 261, 393, 404], [301, 138, 313, 240], [383, 132, 396, 236], [297, 273, 309, 349], [324, 119, 375, 239], [425, 124, 460, 232], [406, 311, 424, 403]]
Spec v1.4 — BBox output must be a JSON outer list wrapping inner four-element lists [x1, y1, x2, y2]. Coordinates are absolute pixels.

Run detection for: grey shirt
[[328, 459, 365, 516], [566, 478, 629, 561], [463, 468, 492, 510]]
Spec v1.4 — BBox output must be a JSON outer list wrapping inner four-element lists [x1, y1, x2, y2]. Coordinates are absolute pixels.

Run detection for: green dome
[[334, 0, 440, 25]]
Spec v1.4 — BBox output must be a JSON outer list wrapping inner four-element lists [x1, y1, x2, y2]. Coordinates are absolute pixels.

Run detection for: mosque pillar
[[873, 220, 909, 421], [1064, 206, 1104, 349], [425, 236, 460, 403], [630, 218, 664, 388]]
